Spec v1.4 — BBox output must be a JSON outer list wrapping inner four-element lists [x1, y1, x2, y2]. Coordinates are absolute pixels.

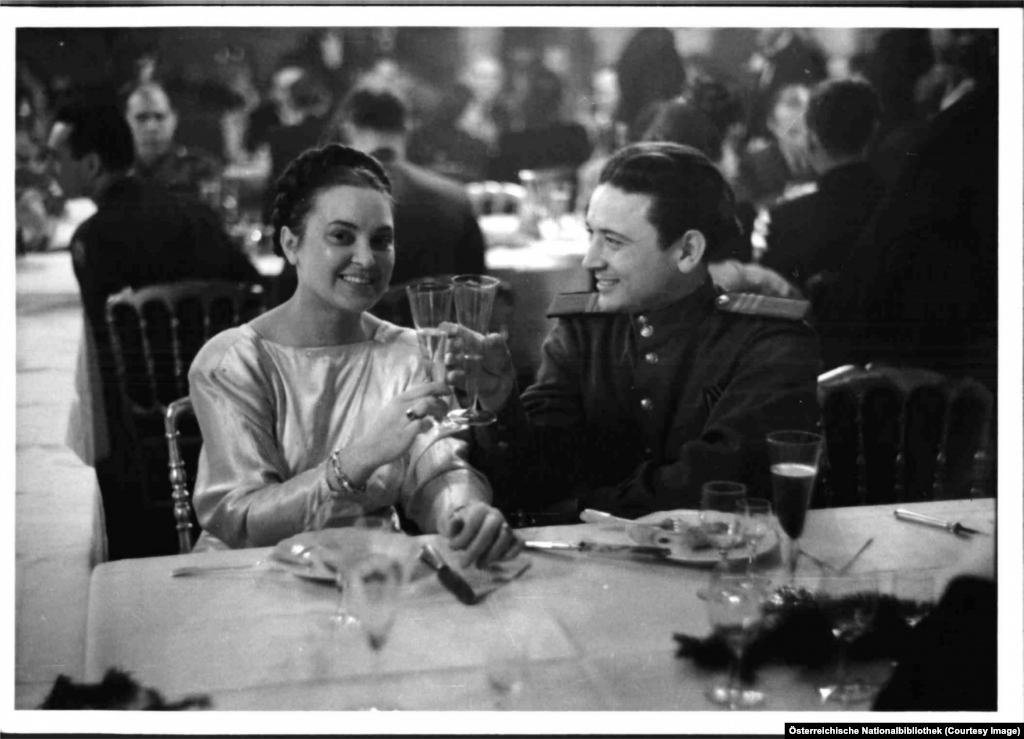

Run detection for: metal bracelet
[[328, 449, 368, 497]]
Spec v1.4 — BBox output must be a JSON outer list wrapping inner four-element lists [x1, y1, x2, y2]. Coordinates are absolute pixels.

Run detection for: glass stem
[[727, 647, 743, 709]]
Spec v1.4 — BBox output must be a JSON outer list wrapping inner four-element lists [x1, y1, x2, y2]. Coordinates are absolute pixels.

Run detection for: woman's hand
[[440, 322, 515, 413], [340, 381, 450, 484], [440, 501, 522, 569]]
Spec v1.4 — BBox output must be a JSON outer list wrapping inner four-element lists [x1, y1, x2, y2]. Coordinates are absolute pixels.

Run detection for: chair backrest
[[816, 364, 995, 508], [105, 279, 267, 425], [165, 396, 196, 553], [105, 280, 267, 543]]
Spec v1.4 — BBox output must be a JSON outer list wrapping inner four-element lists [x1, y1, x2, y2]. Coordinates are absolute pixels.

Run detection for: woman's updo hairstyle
[[270, 144, 392, 256]]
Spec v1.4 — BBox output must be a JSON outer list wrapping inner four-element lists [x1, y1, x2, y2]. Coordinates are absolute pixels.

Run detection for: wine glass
[[766, 430, 823, 578], [700, 481, 747, 574], [736, 498, 773, 574], [704, 574, 770, 709], [890, 569, 938, 628], [817, 572, 880, 705], [449, 275, 501, 426], [342, 518, 410, 710], [331, 513, 399, 629]]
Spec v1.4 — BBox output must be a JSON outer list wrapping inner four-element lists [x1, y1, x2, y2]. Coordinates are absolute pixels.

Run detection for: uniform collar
[[630, 279, 718, 336]]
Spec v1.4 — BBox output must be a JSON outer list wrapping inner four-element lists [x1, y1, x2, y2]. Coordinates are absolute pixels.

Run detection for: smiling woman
[[186, 144, 520, 568]]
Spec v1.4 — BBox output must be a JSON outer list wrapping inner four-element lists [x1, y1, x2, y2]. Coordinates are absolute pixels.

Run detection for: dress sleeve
[[189, 335, 345, 548]]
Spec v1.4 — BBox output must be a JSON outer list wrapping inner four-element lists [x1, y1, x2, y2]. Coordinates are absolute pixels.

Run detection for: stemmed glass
[[736, 498, 773, 574], [704, 574, 770, 709], [890, 570, 938, 628], [342, 516, 410, 710], [700, 481, 747, 574], [331, 513, 398, 629], [406, 280, 464, 436], [449, 275, 501, 427], [817, 572, 880, 705], [767, 430, 823, 578]]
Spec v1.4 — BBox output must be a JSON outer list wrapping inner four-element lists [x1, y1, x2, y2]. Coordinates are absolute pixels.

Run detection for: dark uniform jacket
[[475, 279, 821, 518], [132, 144, 222, 203]]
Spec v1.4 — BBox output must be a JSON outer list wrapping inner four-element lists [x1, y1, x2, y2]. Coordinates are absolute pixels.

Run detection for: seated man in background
[[320, 87, 487, 313], [450, 142, 821, 518], [125, 82, 223, 207], [49, 99, 259, 559], [760, 78, 885, 299]]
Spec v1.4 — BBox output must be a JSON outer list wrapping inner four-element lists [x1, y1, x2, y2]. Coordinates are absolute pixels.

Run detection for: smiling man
[[459, 142, 821, 518]]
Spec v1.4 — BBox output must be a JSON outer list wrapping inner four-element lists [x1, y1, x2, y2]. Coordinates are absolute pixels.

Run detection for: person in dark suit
[[761, 78, 885, 299], [326, 86, 487, 290], [816, 31, 997, 393], [48, 99, 260, 559], [746, 29, 828, 141]]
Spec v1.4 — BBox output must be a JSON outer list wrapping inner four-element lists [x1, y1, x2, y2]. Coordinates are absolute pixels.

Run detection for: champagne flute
[[700, 481, 747, 574], [736, 498, 773, 574], [449, 274, 501, 426], [331, 512, 398, 629], [405, 280, 466, 436], [767, 430, 823, 578], [817, 572, 880, 704], [704, 574, 770, 709], [890, 569, 938, 628]]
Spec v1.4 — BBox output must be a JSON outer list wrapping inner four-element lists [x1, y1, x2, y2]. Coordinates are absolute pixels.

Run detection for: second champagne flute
[[406, 280, 463, 435], [700, 481, 747, 574], [450, 274, 501, 426], [767, 430, 823, 578]]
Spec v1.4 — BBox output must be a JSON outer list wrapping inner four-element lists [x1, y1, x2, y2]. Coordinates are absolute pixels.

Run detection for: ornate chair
[[816, 364, 995, 508], [105, 280, 268, 553], [165, 397, 197, 553]]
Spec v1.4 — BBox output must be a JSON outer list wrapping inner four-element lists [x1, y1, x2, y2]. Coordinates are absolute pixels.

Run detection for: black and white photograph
[[6, 3, 1022, 735]]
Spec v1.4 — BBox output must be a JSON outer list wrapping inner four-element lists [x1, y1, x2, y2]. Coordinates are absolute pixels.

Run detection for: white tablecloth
[[82, 500, 997, 717]]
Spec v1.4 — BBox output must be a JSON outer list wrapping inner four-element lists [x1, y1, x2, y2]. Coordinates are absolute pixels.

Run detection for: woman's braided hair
[[270, 144, 392, 257]]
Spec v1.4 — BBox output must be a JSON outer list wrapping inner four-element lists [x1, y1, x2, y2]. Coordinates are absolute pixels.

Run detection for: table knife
[[419, 544, 477, 605], [893, 509, 983, 536], [524, 540, 670, 557]]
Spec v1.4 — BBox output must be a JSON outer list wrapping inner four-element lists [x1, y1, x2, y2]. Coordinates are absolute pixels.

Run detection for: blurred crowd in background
[[15, 25, 999, 390]]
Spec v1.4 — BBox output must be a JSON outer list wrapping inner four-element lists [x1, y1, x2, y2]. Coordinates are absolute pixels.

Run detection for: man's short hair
[[806, 78, 881, 159], [53, 99, 135, 173], [343, 87, 408, 134], [598, 142, 741, 260]]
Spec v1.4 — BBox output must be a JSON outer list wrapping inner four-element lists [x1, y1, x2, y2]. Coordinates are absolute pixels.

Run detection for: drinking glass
[[342, 516, 410, 710], [406, 280, 464, 435], [817, 572, 880, 704], [736, 498, 773, 574], [332, 513, 399, 629], [890, 570, 938, 628], [700, 481, 747, 573], [704, 574, 770, 709], [449, 275, 501, 426], [767, 430, 823, 578]]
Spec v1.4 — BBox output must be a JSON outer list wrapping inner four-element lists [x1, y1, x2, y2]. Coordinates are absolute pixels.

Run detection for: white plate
[[628, 509, 779, 567], [271, 529, 421, 584]]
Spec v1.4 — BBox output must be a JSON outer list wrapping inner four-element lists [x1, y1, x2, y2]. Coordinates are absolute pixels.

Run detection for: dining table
[[81, 498, 996, 721]]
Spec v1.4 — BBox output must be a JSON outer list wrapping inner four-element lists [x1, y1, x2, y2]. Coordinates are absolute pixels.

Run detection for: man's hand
[[440, 322, 516, 413], [440, 500, 522, 569]]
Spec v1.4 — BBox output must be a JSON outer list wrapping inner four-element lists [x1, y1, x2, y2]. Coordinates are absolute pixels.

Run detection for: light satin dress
[[188, 319, 487, 549]]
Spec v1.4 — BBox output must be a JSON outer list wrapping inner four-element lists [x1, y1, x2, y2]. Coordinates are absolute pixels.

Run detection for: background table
[[83, 499, 994, 713]]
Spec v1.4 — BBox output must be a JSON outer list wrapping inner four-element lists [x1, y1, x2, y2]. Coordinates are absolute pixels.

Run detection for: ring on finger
[[405, 408, 421, 420]]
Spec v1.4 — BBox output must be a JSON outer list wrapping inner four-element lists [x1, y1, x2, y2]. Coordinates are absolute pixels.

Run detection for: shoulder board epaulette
[[546, 292, 602, 318], [715, 292, 810, 321]]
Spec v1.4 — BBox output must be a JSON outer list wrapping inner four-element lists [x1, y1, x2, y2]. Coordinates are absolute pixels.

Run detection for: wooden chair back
[[816, 364, 994, 508]]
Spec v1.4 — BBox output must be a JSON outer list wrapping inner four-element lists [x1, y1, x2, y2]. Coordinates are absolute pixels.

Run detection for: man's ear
[[672, 229, 706, 273], [280, 226, 301, 265], [81, 152, 103, 182]]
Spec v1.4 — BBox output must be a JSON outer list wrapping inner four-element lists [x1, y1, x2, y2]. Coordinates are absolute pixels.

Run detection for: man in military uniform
[[125, 82, 223, 205], [449, 142, 821, 518], [49, 99, 259, 559]]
